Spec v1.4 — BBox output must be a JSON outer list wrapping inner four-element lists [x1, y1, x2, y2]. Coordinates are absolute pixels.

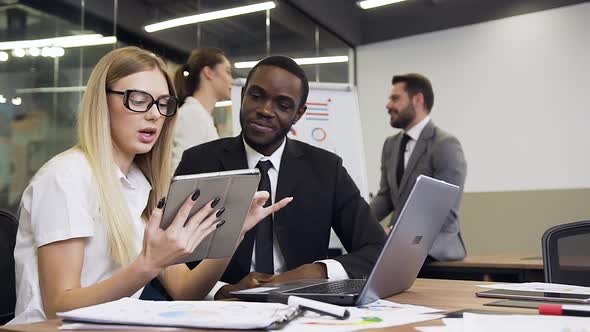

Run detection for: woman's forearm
[[161, 233, 248, 300], [161, 257, 230, 300], [43, 255, 159, 318]]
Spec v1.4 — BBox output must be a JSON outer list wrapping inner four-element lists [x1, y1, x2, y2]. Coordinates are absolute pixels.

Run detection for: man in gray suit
[[370, 73, 467, 261]]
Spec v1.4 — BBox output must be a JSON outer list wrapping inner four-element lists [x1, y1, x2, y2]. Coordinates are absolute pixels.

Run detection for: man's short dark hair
[[392, 73, 434, 111], [243, 55, 309, 109]]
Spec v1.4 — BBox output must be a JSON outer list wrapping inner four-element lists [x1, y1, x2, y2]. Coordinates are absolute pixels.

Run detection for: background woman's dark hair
[[174, 47, 226, 106]]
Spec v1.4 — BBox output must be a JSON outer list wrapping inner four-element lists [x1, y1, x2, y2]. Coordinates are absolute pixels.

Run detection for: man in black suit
[[176, 56, 386, 299]]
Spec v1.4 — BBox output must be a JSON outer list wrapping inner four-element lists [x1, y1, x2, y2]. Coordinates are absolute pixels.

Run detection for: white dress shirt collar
[[115, 163, 152, 191], [243, 137, 286, 172], [405, 115, 431, 141]]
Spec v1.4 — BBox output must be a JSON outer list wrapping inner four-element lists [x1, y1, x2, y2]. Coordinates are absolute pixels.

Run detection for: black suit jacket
[[176, 135, 386, 284]]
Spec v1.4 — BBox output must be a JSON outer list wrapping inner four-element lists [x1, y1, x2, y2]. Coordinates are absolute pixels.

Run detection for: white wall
[[358, 2, 590, 193]]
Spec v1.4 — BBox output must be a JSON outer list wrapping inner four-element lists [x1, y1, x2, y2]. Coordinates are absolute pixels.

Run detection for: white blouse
[[171, 96, 219, 172], [10, 148, 151, 324]]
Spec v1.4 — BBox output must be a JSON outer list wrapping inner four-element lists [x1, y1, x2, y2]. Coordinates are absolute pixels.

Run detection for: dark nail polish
[[157, 197, 166, 209], [191, 189, 200, 201], [211, 197, 221, 208], [216, 207, 226, 217], [216, 220, 226, 228]]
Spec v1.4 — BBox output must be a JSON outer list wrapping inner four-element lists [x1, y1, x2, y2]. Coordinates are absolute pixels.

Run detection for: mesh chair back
[[0, 209, 17, 324], [542, 220, 590, 286]]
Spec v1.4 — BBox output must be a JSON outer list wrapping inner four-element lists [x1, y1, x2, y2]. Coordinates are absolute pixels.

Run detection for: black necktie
[[255, 160, 274, 274], [396, 134, 411, 186]]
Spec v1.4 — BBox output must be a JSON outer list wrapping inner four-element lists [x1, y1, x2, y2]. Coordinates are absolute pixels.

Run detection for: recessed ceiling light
[[145, 1, 276, 33], [0, 34, 116, 51], [28, 47, 40, 56], [215, 100, 232, 107], [235, 55, 349, 69], [357, 0, 408, 10], [12, 48, 25, 57]]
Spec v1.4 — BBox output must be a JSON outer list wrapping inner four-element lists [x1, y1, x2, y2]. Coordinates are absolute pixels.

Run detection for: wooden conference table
[[421, 255, 544, 282], [1, 278, 536, 332]]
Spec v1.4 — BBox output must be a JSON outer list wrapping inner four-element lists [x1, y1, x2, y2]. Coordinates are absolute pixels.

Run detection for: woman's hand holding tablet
[[157, 169, 292, 264]]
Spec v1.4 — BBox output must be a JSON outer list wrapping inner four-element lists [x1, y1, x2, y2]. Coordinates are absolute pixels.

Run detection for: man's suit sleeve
[[331, 157, 387, 279], [370, 137, 394, 221], [432, 135, 467, 229], [432, 135, 467, 190], [174, 149, 194, 177]]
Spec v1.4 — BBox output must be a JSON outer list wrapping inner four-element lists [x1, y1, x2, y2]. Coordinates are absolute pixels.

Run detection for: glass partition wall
[[0, 0, 354, 213]]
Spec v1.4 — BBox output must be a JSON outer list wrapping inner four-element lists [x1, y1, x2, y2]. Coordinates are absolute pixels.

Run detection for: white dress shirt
[[171, 96, 219, 171], [402, 115, 431, 168], [242, 138, 348, 278], [10, 149, 151, 324]]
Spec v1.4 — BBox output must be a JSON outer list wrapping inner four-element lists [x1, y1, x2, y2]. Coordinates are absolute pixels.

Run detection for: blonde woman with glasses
[[9, 47, 291, 324]]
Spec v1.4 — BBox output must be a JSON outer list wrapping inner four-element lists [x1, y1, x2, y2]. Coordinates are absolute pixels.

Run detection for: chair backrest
[[542, 220, 590, 286], [0, 209, 17, 325]]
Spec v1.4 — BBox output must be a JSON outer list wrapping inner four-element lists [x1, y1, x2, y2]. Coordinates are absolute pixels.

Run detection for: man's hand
[[241, 191, 292, 236], [214, 263, 328, 300], [214, 272, 274, 300], [269, 263, 328, 283]]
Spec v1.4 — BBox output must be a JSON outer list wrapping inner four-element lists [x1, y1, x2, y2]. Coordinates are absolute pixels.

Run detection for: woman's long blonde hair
[[77, 46, 177, 265]]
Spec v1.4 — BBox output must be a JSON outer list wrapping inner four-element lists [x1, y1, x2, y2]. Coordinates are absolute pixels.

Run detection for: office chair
[[542, 220, 590, 287], [0, 209, 17, 324]]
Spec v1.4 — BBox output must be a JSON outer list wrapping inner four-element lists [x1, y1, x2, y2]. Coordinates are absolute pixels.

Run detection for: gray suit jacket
[[370, 120, 467, 261]]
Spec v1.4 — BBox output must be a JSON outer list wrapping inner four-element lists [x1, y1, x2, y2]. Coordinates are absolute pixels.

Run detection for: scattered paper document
[[58, 297, 444, 331], [415, 318, 462, 332], [58, 298, 298, 330], [357, 299, 443, 314], [416, 327, 450, 332], [59, 323, 180, 330], [281, 307, 443, 332], [462, 312, 590, 332], [419, 313, 590, 332], [441, 317, 464, 331]]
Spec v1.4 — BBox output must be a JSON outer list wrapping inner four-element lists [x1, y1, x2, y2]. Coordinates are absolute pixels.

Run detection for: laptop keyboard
[[283, 279, 366, 295]]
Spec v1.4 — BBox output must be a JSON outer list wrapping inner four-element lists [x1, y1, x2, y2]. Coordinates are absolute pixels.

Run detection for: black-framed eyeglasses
[[107, 89, 178, 117]]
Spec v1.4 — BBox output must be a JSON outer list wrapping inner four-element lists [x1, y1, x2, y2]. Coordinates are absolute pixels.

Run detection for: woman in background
[[171, 48, 233, 171], [10, 47, 289, 324]]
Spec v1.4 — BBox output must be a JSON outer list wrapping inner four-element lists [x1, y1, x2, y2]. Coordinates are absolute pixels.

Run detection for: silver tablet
[[160, 169, 260, 264]]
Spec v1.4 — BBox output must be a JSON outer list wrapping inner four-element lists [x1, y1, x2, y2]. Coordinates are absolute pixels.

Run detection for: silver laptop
[[231, 175, 460, 305]]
